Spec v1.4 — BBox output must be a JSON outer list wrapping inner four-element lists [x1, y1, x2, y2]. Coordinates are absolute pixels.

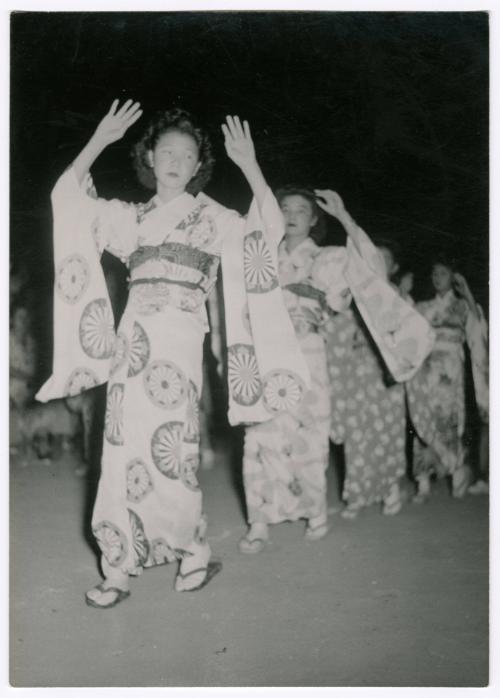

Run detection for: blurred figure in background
[[410, 259, 488, 501]]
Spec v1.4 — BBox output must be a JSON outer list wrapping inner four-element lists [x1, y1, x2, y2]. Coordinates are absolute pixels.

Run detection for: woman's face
[[150, 130, 201, 192], [280, 195, 317, 242], [431, 264, 453, 294]]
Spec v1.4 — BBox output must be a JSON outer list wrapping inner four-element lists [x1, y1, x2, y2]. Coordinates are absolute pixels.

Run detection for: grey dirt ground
[[10, 444, 488, 687]]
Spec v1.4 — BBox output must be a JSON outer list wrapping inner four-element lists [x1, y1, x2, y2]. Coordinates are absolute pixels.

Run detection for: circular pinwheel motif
[[151, 421, 183, 478], [180, 454, 201, 492], [227, 343, 262, 406], [244, 230, 278, 294], [64, 367, 99, 396], [93, 520, 127, 567], [143, 360, 187, 410], [79, 298, 115, 359], [184, 380, 200, 443], [262, 369, 305, 414], [128, 322, 150, 377], [126, 458, 154, 503], [128, 508, 150, 567], [105, 383, 124, 445], [56, 254, 90, 304], [150, 537, 177, 565]]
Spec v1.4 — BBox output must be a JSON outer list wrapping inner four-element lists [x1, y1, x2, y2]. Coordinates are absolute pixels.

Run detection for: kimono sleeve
[[218, 187, 310, 425], [55, 166, 138, 261], [466, 303, 489, 421], [344, 222, 435, 382], [35, 166, 129, 402]]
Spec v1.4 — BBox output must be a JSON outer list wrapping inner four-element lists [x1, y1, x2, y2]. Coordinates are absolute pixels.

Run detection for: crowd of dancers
[[10, 99, 489, 608]]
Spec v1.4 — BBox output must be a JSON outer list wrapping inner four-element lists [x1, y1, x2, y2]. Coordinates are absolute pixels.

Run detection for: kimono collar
[[434, 289, 455, 310], [151, 191, 196, 213], [279, 235, 318, 265]]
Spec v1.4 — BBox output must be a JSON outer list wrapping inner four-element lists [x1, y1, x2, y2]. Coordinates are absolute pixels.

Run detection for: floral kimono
[[37, 166, 309, 576], [243, 231, 435, 526], [410, 290, 488, 477], [325, 308, 407, 508]]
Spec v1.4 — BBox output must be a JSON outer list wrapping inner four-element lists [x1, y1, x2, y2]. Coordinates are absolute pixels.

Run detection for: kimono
[[243, 231, 436, 526], [37, 166, 309, 576], [325, 308, 407, 508], [410, 290, 488, 477]]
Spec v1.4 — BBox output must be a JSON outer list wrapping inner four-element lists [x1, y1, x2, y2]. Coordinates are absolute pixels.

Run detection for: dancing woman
[[410, 259, 488, 500], [240, 188, 434, 551], [37, 100, 308, 607]]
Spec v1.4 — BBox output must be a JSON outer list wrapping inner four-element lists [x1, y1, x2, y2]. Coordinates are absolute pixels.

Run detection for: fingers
[[116, 99, 134, 118], [124, 102, 142, 124], [221, 123, 231, 141], [108, 99, 119, 116], [224, 115, 247, 140], [126, 107, 143, 127]]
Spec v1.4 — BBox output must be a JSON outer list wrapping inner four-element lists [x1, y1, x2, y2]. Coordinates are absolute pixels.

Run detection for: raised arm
[[314, 189, 385, 276], [73, 99, 142, 185], [221, 116, 267, 210], [452, 273, 481, 321]]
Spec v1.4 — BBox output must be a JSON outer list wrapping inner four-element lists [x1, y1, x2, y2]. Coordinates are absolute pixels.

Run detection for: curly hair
[[132, 108, 215, 194], [275, 185, 326, 244]]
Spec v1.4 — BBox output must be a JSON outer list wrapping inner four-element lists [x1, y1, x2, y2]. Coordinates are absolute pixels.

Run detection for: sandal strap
[[177, 565, 209, 581]]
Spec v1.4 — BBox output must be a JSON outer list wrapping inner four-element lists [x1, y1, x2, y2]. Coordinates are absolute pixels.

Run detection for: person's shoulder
[[197, 192, 241, 221]]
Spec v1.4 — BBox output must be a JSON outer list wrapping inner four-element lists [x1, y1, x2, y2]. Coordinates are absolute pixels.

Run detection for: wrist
[[89, 131, 109, 154], [239, 158, 260, 176]]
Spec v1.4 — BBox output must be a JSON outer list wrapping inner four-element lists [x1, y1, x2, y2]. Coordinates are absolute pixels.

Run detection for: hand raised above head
[[314, 189, 346, 220], [452, 272, 471, 298], [93, 99, 143, 147], [221, 115, 256, 170]]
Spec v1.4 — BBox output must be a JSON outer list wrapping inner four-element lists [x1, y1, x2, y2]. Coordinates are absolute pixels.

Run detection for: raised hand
[[93, 99, 143, 147], [453, 273, 473, 300], [399, 272, 414, 296], [221, 116, 256, 170], [314, 189, 347, 220]]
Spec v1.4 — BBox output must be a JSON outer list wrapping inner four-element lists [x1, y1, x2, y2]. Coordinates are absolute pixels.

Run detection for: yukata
[[243, 229, 436, 526], [410, 290, 488, 478], [37, 166, 309, 577], [325, 308, 407, 508]]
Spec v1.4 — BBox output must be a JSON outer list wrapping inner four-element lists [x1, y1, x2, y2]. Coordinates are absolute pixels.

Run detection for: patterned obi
[[127, 242, 219, 316], [283, 283, 326, 336]]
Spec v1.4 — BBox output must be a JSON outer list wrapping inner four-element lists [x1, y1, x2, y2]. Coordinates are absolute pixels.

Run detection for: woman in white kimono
[[239, 188, 435, 552], [38, 101, 310, 607], [410, 260, 488, 500]]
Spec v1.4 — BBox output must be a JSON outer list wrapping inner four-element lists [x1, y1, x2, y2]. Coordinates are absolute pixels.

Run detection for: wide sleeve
[[63, 167, 138, 261], [466, 303, 489, 421], [343, 222, 435, 382], [35, 166, 131, 402], [218, 187, 310, 425]]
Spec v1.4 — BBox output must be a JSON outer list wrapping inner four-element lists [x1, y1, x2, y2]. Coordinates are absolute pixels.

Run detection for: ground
[[10, 441, 488, 688]]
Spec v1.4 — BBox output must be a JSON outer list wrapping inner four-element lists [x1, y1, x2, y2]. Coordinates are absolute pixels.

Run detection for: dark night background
[[10, 11, 489, 374]]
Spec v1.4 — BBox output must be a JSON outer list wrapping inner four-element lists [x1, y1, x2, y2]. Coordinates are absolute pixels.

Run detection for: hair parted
[[132, 108, 215, 194]]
